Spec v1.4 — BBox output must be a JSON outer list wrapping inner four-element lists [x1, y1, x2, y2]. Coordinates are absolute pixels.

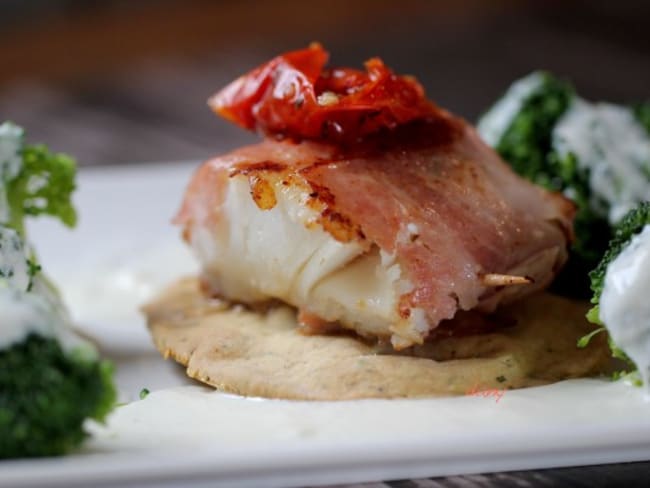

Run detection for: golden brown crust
[[144, 277, 611, 400]]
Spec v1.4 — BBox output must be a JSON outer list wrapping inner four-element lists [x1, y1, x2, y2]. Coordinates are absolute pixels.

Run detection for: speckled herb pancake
[[143, 278, 610, 400]]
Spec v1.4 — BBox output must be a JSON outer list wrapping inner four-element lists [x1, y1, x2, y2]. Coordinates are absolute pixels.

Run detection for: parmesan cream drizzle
[[0, 225, 91, 353], [0, 226, 31, 291], [86, 378, 650, 454], [0, 283, 90, 354], [552, 98, 650, 224], [600, 225, 650, 395], [476, 72, 545, 146]]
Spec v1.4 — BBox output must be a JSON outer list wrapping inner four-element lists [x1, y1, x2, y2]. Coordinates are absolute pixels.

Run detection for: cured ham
[[176, 44, 574, 349]]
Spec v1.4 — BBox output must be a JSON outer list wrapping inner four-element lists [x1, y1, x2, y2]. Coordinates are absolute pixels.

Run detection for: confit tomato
[[208, 43, 439, 143]]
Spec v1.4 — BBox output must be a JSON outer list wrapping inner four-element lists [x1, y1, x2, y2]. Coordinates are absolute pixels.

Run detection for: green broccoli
[[0, 335, 115, 458], [478, 72, 650, 297], [7, 145, 77, 235], [589, 202, 650, 307], [0, 121, 116, 459], [581, 202, 650, 370]]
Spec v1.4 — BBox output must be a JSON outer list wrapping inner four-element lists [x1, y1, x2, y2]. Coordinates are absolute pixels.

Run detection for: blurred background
[[1, 0, 649, 166]]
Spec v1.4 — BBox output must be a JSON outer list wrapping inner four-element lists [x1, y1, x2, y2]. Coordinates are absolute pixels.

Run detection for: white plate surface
[[3, 162, 650, 488]]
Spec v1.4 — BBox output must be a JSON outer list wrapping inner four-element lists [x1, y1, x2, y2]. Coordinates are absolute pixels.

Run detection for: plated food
[[145, 44, 613, 399], [0, 122, 115, 459], [4, 48, 649, 464]]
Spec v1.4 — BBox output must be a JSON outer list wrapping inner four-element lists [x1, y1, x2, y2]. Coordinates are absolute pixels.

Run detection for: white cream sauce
[[552, 99, 650, 223], [0, 224, 92, 353], [0, 226, 31, 291], [0, 225, 43, 349], [0, 283, 90, 354], [85, 378, 650, 454], [0, 287, 57, 349], [61, 240, 197, 353], [477, 72, 545, 146], [600, 224, 650, 395]]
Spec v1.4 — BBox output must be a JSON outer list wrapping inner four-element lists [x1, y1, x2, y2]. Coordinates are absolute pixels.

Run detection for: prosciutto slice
[[175, 45, 574, 348]]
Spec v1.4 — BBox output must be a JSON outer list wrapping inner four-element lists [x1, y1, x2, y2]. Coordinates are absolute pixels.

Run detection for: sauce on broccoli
[[0, 121, 115, 459]]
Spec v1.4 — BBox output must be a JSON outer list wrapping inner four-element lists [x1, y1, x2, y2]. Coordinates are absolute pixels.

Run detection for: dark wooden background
[[2, 0, 650, 165], [1, 0, 649, 486]]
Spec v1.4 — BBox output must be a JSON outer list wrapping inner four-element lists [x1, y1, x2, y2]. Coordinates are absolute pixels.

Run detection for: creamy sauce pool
[[552, 99, 650, 224], [64, 242, 196, 325], [85, 378, 650, 453], [60, 241, 197, 353], [600, 225, 650, 395]]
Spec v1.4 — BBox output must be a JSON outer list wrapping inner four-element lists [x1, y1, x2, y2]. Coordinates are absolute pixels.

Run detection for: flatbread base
[[144, 278, 610, 400]]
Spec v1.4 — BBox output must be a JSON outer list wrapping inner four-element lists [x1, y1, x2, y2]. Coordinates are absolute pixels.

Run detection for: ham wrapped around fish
[[176, 44, 574, 349]]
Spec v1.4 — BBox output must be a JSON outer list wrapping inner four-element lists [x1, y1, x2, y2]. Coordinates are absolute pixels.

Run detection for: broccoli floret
[[589, 202, 650, 309], [5, 144, 77, 236], [478, 73, 612, 297], [582, 202, 650, 366], [0, 122, 116, 459], [0, 278, 117, 460], [0, 335, 115, 458], [547, 150, 612, 298]]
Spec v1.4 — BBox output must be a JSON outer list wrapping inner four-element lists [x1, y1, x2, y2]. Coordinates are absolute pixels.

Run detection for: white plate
[[3, 163, 650, 488]]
